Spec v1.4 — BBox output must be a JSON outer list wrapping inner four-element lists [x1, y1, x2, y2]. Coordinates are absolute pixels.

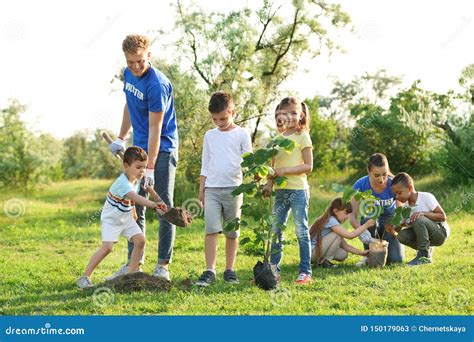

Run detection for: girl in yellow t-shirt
[[265, 96, 314, 285]]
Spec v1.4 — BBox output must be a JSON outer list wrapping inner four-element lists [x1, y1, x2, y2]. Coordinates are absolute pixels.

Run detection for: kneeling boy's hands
[[410, 212, 423, 223]]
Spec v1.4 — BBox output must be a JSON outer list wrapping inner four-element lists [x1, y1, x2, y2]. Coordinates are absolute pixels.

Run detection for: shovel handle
[[102, 131, 124, 160]]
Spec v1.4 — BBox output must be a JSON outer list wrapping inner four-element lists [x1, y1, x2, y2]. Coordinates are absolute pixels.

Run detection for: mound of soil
[[253, 261, 277, 291], [162, 207, 193, 227], [101, 272, 171, 293]]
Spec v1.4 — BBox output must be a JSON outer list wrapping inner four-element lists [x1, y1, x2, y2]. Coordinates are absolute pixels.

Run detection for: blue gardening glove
[[143, 168, 155, 188], [109, 137, 126, 155]]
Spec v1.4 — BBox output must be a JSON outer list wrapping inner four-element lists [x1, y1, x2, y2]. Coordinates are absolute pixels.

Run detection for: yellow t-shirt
[[274, 132, 312, 190]]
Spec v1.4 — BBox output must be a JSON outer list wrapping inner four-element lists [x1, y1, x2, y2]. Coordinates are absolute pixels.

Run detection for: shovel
[[102, 131, 193, 227]]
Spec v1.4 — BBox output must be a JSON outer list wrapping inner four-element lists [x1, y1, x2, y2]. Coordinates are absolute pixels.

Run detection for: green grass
[[0, 176, 473, 315]]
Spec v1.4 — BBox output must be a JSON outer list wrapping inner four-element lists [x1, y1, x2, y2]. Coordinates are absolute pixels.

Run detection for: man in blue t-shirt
[[108, 34, 179, 281]]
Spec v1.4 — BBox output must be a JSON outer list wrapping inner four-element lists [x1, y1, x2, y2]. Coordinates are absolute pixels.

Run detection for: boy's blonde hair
[[122, 35, 150, 54]]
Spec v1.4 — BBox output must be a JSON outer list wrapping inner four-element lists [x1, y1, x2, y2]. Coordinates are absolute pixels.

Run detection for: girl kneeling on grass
[[309, 197, 375, 268]]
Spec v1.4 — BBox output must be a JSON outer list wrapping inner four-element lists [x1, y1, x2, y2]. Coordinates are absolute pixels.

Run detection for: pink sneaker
[[295, 273, 312, 285]]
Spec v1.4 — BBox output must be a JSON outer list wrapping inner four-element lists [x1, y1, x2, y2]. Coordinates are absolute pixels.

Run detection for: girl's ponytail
[[298, 102, 310, 132]]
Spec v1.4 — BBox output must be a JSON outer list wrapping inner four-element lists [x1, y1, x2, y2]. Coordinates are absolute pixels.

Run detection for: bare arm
[[349, 197, 361, 229], [340, 239, 369, 256], [199, 176, 207, 207], [125, 191, 158, 209], [275, 147, 313, 176], [119, 104, 131, 139], [147, 111, 164, 169], [331, 219, 375, 239], [411, 206, 446, 223]]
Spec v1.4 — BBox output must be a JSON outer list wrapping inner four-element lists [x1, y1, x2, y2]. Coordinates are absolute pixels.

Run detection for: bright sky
[[1, 0, 472, 138]]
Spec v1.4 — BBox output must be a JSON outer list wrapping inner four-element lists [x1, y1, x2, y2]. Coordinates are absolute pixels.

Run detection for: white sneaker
[[152, 265, 170, 281], [105, 264, 144, 281], [356, 256, 368, 268], [77, 276, 94, 289]]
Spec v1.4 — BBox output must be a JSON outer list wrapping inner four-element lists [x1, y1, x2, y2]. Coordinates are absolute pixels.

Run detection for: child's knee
[[334, 249, 348, 261], [295, 225, 310, 240], [102, 243, 114, 254], [132, 234, 146, 248], [411, 216, 432, 229]]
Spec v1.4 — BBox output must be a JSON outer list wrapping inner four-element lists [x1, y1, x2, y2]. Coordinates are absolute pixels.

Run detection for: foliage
[[387, 206, 411, 228], [62, 130, 120, 180], [329, 183, 383, 220], [225, 136, 296, 261], [173, 0, 351, 140], [305, 96, 351, 171], [0, 100, 63, 193]]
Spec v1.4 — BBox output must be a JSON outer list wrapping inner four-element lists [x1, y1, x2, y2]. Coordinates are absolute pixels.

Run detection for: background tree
[[173, 0, 351, 142]]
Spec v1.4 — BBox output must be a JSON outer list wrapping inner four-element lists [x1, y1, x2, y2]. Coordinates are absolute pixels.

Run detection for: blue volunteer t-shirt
[[123, 64, 178, 153], [352, 175, 396, 222]]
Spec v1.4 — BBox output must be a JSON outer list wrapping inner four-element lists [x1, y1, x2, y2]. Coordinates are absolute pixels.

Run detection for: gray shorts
[[204, 187, 242, 238]]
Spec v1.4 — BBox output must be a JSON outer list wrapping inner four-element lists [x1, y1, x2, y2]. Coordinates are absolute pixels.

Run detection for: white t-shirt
[[201, 126, 252, 187], [404, 192, 449, 236], [407, 192, 440, 213]]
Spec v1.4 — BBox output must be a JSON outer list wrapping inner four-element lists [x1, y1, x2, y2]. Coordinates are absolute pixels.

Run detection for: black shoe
[[318, 260, 338, 268], [223, 269, 239, 284], [196, 270, 216, 287]]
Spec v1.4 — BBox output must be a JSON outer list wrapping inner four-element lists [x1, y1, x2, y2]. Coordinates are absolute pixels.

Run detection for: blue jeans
[[270, 189, 312, 275], [362, 216, 405, 264], [128, 150, 178, 264]]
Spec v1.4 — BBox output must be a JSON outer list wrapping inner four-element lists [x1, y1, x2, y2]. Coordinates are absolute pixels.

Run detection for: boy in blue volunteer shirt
[[349, 153, 403, 265], [108, 34, 178, 281]]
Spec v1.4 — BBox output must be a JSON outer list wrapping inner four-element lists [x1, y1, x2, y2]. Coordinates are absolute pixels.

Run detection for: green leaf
[[241, 152, 255, 168], [255, 165, 269, 178], [401, 207, 411, 220], [273, 176, 287, 187], [240, 237, 251, 245], [342, 188, 357, 203]]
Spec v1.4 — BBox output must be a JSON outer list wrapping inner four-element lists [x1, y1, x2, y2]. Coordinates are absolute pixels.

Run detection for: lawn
[[0, 175, 472, 315]]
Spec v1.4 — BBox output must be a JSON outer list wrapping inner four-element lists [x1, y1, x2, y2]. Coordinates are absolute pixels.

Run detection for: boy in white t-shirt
[[196, 91, 252, 286], [388, 172, 450, 266], [77, 147, 167, 288]]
